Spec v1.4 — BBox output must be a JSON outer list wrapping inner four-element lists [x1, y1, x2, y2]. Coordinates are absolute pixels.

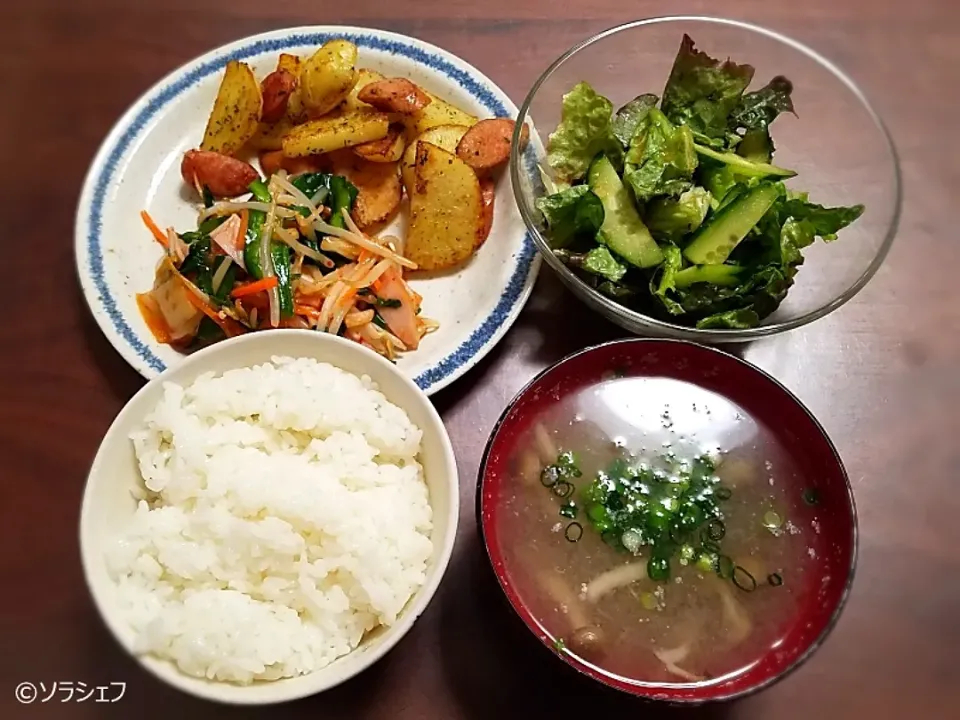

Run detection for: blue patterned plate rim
[[75, 26, 541, 396]]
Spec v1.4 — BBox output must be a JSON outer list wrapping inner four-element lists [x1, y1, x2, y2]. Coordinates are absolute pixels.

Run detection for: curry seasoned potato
[[200, 60, 262, 155], [400, 124, 470, 195], [326, 151, 403, 229], [405, 142, 483, 270], [281, 109, 390, 157], [247, 117, 295, 151], [301, 39, 359, 117], [353, 124, 405, 163], [339, 68, 386, 113], [402, 90, 478, 142], [276, 53, 307, 122]]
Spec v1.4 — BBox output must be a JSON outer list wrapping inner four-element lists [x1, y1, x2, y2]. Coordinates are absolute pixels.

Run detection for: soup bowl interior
[[478, 339, 856, 703]]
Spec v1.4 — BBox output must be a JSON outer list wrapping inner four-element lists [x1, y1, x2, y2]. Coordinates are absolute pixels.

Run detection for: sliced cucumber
[[694, 143, 796, 178], [587, 155, 664, 268], [683, 184, 781, 265]]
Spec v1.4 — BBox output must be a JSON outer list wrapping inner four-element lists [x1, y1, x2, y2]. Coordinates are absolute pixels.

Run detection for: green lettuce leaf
[[731, 76, 795, 162], [778, 198, 864, 241], [582, 246, 627, 282], [624, 108, 698, 202], [650, 243, 685, 315], [731, 76, 795, 132], [750, 195, 865, 275], [661, 34, 755, 146], [696, 308, 761, 329], [612, 94, 659, 147], [535, 185, 605, 247], [554, 248, 629, 286], [547, 82, 622, 182], [645, 187, 712, 240]]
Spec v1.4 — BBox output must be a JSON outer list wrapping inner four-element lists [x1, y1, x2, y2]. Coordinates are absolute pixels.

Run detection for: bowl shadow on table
[[437, 532, 734, 720], [75, 284, 146, 403], [521, 270, 753, 365]]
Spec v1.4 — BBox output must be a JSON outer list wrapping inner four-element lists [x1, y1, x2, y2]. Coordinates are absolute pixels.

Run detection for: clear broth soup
[[497, 376, 827, 686]]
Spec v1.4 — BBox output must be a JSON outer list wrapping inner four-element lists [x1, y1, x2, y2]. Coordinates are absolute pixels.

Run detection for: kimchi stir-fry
[[136, 170, 434, 360]]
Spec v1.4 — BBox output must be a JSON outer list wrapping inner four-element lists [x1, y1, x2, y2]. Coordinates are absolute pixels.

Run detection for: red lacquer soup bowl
[[477, 339, 857, 703]]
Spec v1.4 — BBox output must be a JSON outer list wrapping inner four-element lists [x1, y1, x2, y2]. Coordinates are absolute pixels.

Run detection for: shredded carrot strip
[[236, 210, 249, 251], [141, 210, 169, 248], [183, 291, 241, 337], [231, 276, 279, 298], [295, 304, 321, 320], [337, 286, 358, 309]]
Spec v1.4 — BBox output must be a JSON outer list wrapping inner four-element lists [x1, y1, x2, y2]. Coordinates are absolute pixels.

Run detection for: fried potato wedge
[[353, 124, 405, 163], [456, 118, 518, 172], [247, 117, 295, 151], [200, 60, 262, 155], [402, 90, 478, 141], [400, 124, 470, 195], [358, 78, 431, 114], [301, 39, 359, 117], [339, 68, 386, 113], [281, 109, 390, 157], [277, 53, 307, 122], [406, 142, 483, 270], [326, 151, 403, 229]]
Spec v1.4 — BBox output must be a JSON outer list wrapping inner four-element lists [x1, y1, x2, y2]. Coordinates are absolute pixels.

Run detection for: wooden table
[[2, 0, 957, 717]]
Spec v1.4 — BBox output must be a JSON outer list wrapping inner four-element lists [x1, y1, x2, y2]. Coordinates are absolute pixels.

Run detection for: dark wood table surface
[[2, 0, 958, 717]]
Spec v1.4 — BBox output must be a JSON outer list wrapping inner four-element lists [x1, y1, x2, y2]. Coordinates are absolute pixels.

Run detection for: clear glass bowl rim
[[510, 15, 903, 342]]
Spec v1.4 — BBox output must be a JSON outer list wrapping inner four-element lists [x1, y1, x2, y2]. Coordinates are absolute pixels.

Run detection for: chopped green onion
[[696, 552, 718, 573], [540, 466, 559, 487], [733, 565, 757, 592], [706, 518, 726, 541], [564, 522, 583, 543], [621, 529, 642, 554], [640, 591, 658, 610], [559, 501, 578, 519], [679, 544, 696, 565], [716, 554, 735, 579], [552, 480, 575, 499], [648, 555, 671, 581]]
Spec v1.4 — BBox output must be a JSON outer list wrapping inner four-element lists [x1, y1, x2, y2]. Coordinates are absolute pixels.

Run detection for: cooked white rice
[[106, 356, 433, 684]]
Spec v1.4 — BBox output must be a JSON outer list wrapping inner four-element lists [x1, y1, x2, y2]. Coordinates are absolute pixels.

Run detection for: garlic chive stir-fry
[[137, 170, 435, 360]]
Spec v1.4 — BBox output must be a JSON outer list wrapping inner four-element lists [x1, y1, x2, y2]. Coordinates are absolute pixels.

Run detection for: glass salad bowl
[[510, 16, 901, 341]]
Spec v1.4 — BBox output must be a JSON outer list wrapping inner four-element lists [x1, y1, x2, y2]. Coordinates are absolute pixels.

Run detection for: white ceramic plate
[[75, 27, 540, 395]]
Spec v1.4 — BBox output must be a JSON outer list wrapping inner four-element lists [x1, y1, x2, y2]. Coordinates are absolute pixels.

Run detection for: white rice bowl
[[105, 357, 434, 684]]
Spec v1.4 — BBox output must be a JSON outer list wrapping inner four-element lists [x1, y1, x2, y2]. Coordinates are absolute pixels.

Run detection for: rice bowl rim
[[79, 330, 460, 705]]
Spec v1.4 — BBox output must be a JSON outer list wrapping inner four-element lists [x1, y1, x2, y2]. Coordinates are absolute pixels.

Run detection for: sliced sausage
[[456, 118, 527, 172], [357, 78, 431, 114], [181, 149, 258, 197], [260, 69, 298, 124], [477, 177, 495, 247]]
